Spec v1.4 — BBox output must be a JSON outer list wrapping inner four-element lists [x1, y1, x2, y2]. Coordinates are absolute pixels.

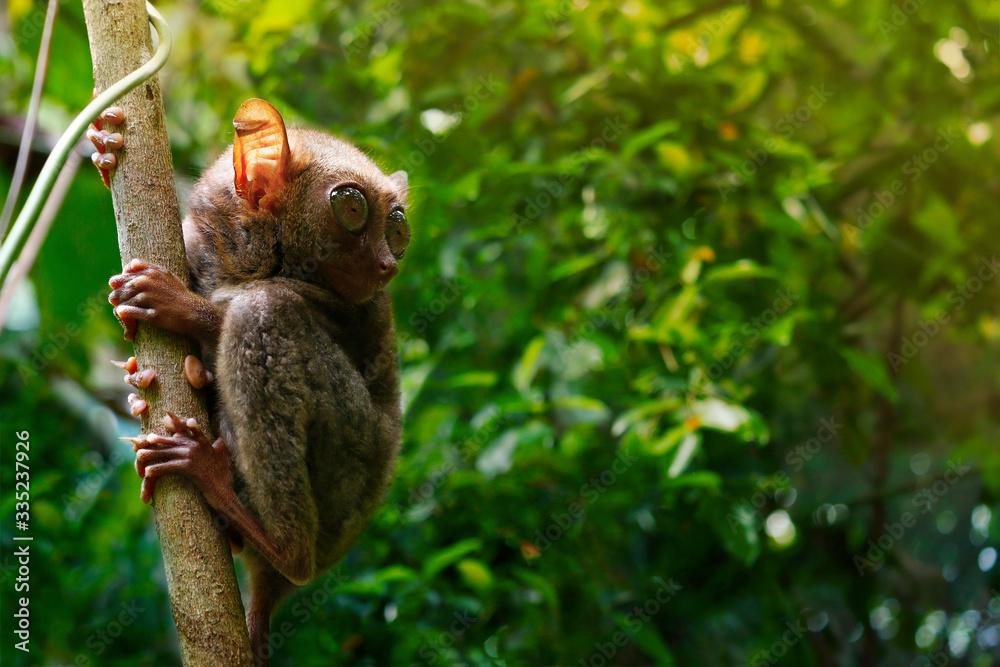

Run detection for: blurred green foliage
[[2, 0, 1000, 665]]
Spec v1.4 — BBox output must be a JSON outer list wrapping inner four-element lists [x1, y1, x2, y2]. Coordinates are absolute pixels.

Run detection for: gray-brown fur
[[184, 128, 405, 660], [101, 99, 408, 665]]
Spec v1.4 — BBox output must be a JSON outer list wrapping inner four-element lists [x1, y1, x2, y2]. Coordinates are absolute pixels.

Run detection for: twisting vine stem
[[0, 2, 171, 288]]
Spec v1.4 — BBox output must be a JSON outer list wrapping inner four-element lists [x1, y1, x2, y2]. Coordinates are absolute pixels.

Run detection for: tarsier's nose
[[378, 257, 398, 281]]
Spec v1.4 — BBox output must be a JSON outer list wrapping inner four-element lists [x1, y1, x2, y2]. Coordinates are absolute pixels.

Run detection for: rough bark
[[81, 1, 254, 665]]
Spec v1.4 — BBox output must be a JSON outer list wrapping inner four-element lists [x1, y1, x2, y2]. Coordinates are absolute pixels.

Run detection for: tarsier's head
[[231, 98, 409, 304]]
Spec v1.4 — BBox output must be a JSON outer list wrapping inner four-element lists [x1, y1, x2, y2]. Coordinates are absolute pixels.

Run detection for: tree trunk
[[81, 2, 254, 665]]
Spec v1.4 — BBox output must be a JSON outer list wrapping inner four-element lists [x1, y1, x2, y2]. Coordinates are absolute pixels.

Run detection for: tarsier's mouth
[[324, 264, 384, 303]]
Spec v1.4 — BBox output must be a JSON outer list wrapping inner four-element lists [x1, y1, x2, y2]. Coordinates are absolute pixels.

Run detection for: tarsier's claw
[[100, 106, 124, 125], [112, 357, 139, 373], [118, 434, 148, 452], [113, 305, 150, 341], [162, 411, 184, 433], [128, 393, 149, 417], [184, 355, 213, 389], [92, 152, 117, 170]]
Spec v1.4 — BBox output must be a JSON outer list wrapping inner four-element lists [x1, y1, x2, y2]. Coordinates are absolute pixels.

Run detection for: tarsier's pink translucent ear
[[233, 98, 290, 212]]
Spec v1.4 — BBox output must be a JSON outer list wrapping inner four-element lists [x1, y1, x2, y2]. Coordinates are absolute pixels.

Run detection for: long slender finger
[[118, 313, 137, 342], [141, 477, 155, 504], [162, 411, 187, 435], [115, 305, 156, 340], [108, 260, 153, 287], [126, 368, 156, 389], [109, 276, 153, 306], [146, 433, 198, 449], [87, 127, 107, 153], [136, 446, 190, 468], [113, 305, 154, 341], [212, 438, 228, 457], [109, 287, 145, 308], [127, 393, 148, 417], [162, 411, 202, 439], [143, 459, 190, 480], [125, 433, 186, 452], [109, 271, 145, 289]]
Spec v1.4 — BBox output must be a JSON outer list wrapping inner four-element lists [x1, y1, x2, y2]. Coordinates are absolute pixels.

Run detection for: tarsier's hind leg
[[216, 283, 321, 581], [246, 565, 295, 667], [220, 286, 321, 664]]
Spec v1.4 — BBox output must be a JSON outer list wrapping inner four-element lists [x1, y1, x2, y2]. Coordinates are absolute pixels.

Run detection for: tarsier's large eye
[[386, 209, 410, 259], [330, 186, 368, 232]]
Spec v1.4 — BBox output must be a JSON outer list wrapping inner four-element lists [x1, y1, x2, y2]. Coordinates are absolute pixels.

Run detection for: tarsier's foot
[[109, 259, 193, 341], [87, 103, 124, 187], [123, 412, 234, 505]]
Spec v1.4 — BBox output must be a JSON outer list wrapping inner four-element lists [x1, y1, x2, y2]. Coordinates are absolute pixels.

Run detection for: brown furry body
[[184, 128, 405, 659], [105, 99, 408, 665]]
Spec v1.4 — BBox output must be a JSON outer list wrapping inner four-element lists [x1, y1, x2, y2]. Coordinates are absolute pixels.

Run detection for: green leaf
[[422, 538, 483, 580], [456, 558, 494, 592], [614, 612, 676, 665], [449, 371, 499, 388], [705, 498, 760, 567], [665, 470, 722, 493], [513, 567, 560, 613], [724, 68, 768, 114], [551, 395, 611, 421], [621, 120, 681, 161], [841, 347, 898, 403], [647, 425, 688, 456], [374, 564, 419, 584], [655, 142, 692, 178], [612, 398, 684, 437], [551, 253, 607, 280], [512, 336, 547, 395], [702, 260, 779, 282]]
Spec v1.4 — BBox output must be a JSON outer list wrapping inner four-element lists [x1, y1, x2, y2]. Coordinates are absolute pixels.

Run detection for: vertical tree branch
[[81, 1, 253, 664]]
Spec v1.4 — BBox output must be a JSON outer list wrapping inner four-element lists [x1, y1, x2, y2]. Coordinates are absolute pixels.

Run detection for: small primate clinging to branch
[[92, 99, 409, 666]]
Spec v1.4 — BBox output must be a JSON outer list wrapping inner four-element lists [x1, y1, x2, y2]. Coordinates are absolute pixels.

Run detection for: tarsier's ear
[[233, 98, 291, 212], [388, 170, 408, 196]]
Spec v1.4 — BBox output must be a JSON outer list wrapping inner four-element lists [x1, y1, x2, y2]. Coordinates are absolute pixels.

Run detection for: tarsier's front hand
[[109, 259, 221, 344]]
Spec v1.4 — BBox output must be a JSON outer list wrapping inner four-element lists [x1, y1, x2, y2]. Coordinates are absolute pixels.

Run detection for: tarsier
[[90, 99, 408, 665]]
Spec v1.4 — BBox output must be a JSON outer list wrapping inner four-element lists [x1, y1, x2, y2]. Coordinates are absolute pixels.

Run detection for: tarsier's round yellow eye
[[330, 186, 368, 232], [386, 210, 410, 259]]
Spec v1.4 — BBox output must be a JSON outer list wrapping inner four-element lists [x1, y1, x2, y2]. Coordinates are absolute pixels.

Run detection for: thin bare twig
[[0, 0, 59, 239]]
